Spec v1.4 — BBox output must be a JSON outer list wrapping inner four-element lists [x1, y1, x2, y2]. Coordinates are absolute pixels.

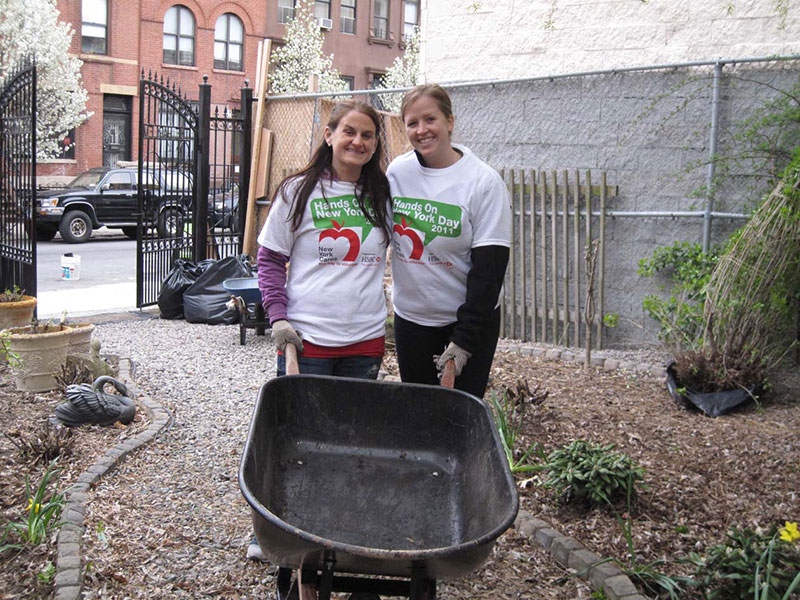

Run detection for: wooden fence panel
[[498, 168, 617, 349]]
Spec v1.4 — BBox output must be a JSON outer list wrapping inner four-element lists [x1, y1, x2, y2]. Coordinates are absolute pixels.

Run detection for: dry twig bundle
[[697, 157, 800, 389]]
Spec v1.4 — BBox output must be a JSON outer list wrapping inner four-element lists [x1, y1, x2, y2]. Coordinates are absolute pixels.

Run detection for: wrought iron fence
[[0, 57, 37, 298]]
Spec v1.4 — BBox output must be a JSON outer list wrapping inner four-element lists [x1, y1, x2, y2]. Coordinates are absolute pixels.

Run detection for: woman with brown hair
[[256, 100, 392, 379]]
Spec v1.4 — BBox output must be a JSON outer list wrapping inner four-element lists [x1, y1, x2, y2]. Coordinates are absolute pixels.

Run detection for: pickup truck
[[36, 166, 192, 243]]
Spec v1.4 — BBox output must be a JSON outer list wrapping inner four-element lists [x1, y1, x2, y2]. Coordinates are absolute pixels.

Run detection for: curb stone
[[53, 356, 172, 600], [514, 510, 649, 599]]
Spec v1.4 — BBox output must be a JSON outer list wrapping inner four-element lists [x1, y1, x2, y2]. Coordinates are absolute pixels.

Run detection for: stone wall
[[445, 60, 800, 347], [422, 0, 799, 82]]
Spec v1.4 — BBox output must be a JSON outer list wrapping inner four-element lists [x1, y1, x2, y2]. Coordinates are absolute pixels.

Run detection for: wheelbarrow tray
[[222, 276, 262, 305], [239, 375, 519, 581]]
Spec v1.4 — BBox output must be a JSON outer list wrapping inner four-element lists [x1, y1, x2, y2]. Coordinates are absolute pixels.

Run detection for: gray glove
[[271, 319, 303, 353], [434, 342, 472, 377]]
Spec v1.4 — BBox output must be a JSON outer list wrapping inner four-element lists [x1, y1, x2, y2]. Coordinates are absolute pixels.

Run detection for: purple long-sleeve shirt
[[256, 245, 289, 324]]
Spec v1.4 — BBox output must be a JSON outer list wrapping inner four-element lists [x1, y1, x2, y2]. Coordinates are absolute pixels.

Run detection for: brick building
[[40, 0, 416, 183]]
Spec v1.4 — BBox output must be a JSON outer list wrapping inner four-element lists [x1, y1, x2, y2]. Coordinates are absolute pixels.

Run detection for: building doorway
[[102, 95, 132, 167]]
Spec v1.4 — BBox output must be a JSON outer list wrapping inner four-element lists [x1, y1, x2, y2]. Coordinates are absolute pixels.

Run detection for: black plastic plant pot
[[666, 362, 757, 417]]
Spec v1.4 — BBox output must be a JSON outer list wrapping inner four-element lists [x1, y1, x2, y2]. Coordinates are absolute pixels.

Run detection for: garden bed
[[1, 318, 798, 599]]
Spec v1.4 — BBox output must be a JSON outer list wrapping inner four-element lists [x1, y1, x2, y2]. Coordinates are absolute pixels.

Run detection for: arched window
[[214, 13, 244, 71], [163, 5, 195, 66]]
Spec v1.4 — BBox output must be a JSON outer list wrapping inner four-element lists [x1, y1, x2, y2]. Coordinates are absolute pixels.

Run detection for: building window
[[214, 13, 244, 71], [403, 0, 419, 41], [314, 0, 330, 20], [278, 0, 295, 23], [373, 0, 389, 39], [341, 75, 355, 90], [341, 0, 356, 34], [163, 5, 195, 66], [82, 0, 108, 54]]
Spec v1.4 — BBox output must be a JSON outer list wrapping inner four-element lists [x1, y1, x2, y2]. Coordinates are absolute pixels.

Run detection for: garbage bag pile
[[158, 255, 253, 324]]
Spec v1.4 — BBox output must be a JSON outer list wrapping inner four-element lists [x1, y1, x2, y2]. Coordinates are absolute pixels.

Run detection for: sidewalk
[[36, 282, 138, 319]]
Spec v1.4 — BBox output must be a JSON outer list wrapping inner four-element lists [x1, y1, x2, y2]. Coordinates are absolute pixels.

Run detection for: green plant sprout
[[489, 386, 545, 474], [0, 285, 26, 302], [0, 459, 65, 552], [37, 561, 55, 583]]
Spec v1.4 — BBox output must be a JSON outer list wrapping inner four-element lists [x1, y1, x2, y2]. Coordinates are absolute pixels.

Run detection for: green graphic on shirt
[[310, 195, 373, 241], [392, 197, 462, 244]]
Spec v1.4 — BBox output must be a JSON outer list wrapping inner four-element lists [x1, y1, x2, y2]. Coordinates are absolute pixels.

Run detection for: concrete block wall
[[421, 0, 800, 82], [445, 61, 800, 347]]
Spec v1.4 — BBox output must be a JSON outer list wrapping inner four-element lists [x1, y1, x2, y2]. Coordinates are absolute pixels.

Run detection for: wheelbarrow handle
[[440, 359, 456, 389], [285, 343, 300, 375]]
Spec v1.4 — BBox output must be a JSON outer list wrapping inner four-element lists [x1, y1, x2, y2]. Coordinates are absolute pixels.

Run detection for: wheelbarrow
[[222, 276, 270, 346], [239, 346, 519, 599]]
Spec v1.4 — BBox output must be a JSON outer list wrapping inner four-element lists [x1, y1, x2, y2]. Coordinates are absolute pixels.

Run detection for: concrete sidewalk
[[37, 282, 139, 319]]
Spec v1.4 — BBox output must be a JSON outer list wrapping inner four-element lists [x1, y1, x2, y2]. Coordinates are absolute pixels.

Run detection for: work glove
[[434, 342, 472, 377], [271, 319, 303, 353]]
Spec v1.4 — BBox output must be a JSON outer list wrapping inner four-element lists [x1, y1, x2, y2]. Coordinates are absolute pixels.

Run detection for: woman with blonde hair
[[388, 84, 511, 398]]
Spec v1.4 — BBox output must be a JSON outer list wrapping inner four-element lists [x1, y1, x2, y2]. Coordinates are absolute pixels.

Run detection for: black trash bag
[[665, 363, 755, 417], [157, 259, 209, 320], [183, 255, 253, 325]]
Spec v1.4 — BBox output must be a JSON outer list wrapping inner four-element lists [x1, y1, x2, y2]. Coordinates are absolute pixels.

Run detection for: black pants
[[393, 308, 501, 398]]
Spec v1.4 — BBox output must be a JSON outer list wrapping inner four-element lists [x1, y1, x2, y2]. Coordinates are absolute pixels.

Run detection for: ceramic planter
[[0, 295, 37, 331], [66, 323, 95, 354], [5, 324, 72, 392], [665, 362, 756, 417]]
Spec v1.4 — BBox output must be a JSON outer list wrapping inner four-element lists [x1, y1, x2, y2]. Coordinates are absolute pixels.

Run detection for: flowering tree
[[377, 29, 420, 114], [269, 0, 347, 94], [0, 0, 90, 159]]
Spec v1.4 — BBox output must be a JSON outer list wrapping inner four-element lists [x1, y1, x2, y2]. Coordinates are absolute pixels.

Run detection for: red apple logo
[[393, 216, 424, 260], [319, 219, 360, 261]]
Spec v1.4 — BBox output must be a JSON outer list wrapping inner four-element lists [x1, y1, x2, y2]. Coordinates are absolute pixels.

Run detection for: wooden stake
[[243, 39, 272, 260]]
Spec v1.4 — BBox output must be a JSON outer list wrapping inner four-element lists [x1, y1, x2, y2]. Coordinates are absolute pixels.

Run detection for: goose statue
[[52, 376, 136, 427]]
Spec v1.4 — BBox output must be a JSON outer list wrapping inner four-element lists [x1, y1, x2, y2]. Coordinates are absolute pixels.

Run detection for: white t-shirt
[[387, 145, 511, 327], [257, 178, 389, 346]]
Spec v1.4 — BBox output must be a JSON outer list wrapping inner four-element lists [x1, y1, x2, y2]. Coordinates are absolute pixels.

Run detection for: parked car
[[207, 181, 241, 234], [35, 166, 192, 242]]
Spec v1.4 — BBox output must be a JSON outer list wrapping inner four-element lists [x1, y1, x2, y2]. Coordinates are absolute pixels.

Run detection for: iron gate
[[0, 58, 37, 297], [136, 71, 252, 307]]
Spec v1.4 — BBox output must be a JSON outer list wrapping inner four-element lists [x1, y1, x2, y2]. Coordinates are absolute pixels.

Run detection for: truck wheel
[[157, 208, 184, 238], [59, 210, 92, 243], [122, 226, 138, 240]]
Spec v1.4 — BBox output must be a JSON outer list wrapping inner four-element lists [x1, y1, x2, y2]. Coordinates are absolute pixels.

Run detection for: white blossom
[[0, 0, 91, 159], [269, 0, 347, 95], [377, 28, 420, 114]]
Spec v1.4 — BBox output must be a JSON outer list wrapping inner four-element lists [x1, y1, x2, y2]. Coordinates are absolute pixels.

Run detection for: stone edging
[[495, 340, 667, 378], [514, 510, 648, 600], [53, 357, 172, 600]]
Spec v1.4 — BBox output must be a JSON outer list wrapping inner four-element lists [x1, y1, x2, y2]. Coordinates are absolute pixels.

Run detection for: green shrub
[[540, 439, 646, 504], [638, 241, 719, 351]]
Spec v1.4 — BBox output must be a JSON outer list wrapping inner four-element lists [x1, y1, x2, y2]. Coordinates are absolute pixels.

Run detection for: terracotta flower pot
[[0, 295, 37, 331], [4, 324, 72, 392]]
